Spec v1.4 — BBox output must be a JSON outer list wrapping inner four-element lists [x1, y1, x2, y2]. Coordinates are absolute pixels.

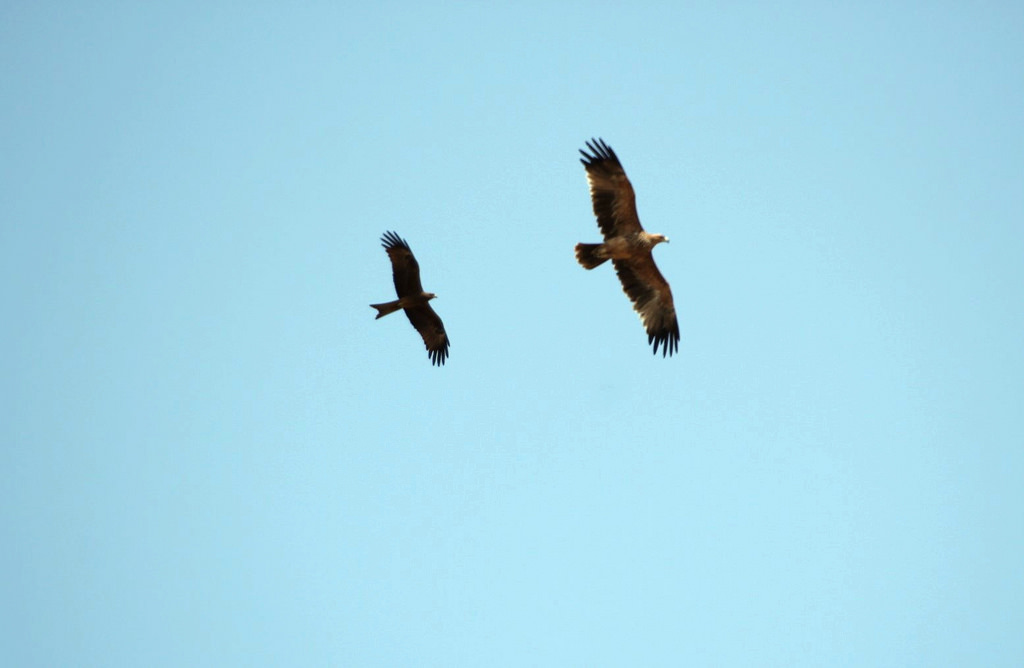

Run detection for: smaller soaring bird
[[575, 138, 680, 357], [370, 231, 450, 366]]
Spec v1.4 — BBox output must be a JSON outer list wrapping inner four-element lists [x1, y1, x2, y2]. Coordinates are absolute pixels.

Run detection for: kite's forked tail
[[370, 299, 402, 319], [575, 243, 609, 269]]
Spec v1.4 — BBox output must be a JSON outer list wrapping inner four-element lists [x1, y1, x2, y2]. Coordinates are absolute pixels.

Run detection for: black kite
[[370, 231, 450, 366]]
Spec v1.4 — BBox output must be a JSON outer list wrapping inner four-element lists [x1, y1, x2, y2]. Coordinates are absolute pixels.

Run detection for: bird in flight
[[575, 138, 680, 357], [370, 231, 450, 366]]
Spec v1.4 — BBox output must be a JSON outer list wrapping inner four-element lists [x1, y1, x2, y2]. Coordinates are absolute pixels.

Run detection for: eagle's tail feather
[[370, 300, 402, 319], [575, 243, 608, 269]]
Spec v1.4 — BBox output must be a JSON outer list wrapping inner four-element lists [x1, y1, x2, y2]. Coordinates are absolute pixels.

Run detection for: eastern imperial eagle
[[370, 231, 450, 366], [575, 138, 680, 357]]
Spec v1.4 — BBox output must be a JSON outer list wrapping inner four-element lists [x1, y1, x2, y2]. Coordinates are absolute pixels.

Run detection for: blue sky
[[3, 2, 1023, 665]]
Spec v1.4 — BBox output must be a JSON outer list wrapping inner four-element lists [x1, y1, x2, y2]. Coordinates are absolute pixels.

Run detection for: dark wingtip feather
[[579, 137, 620, 168], [381, 230, 410, 251], [648, 327, 681, 358], [428, 340, 451, 366]]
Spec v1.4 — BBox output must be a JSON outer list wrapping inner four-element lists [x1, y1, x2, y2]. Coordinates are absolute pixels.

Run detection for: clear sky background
[[3, 2, 1023, 666]]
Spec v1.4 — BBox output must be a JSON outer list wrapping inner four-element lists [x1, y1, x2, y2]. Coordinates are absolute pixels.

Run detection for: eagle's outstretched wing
[[613, 258, 679, 357], [579, 138, 644, 239]]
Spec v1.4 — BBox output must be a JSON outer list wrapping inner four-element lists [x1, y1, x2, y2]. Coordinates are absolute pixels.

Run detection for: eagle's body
[[576, 232, 664, 267], [371, 231, 450, 366], [575, 138, 680, 357]]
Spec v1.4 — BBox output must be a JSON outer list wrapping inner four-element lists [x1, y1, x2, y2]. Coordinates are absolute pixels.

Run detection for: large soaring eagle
[[575, 138, 680, 357], [370, 231, 450, 366]]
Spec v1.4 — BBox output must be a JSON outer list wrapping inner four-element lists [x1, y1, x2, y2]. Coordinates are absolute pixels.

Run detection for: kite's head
[[650, 233, 669, 246]]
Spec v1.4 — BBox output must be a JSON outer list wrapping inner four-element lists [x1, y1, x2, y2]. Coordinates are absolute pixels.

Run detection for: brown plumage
[[370, 231, 450, 366], [575, 138, 680, 357]]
